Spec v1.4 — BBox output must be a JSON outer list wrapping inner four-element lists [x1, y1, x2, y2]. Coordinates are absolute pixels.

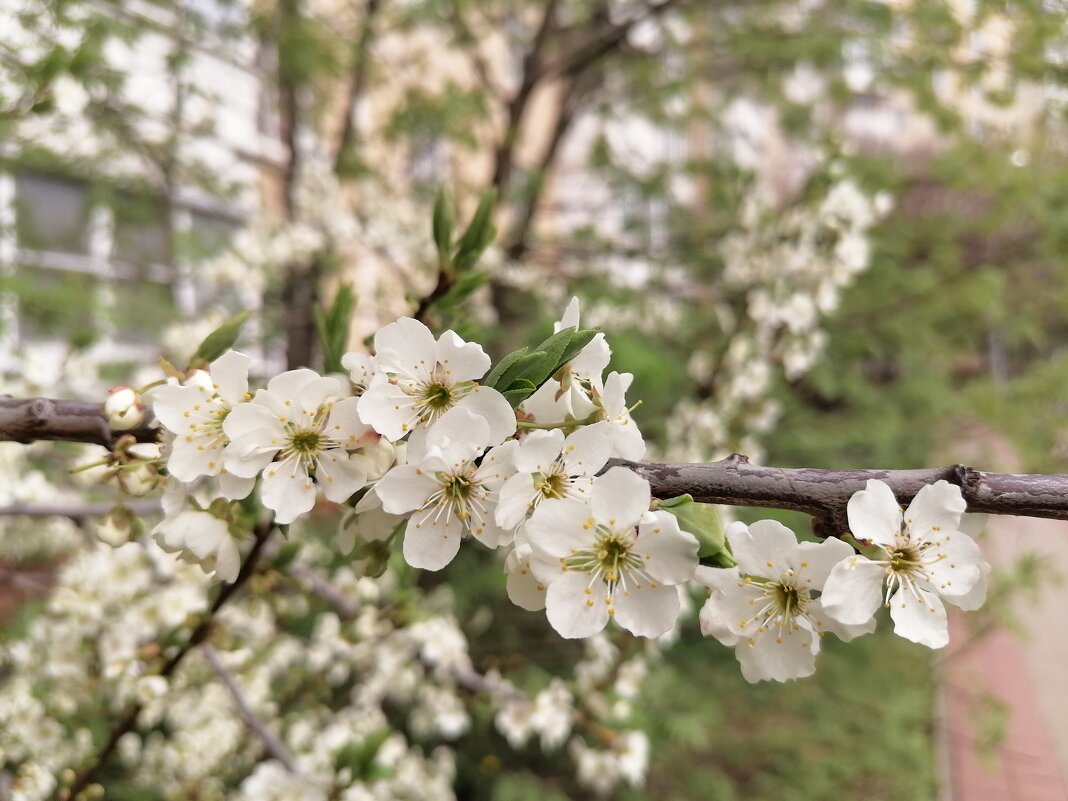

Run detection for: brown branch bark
[[6, 398, 1068, 533], [0, 397, 156, 448], [621, 455, 1068, 537], [61, 522, 276, 799]]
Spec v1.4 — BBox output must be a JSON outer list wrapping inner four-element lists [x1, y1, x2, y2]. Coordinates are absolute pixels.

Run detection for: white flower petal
[[889, 586, 948, 648], [519, 380, 567, 425], [152, 384, 203, 433], [426, 406, 492, 459], [736, 622, 817, 683], [358, 381, 420, 440], [455, 386, 517, 444], [261, 459, 317, 524], [805, 597, 876, 643], [635, 511, 698, 584], [218, 471, 255, 500], [435, 330, 491, 382], [506, 553, 547, 611], [209, 350, 251, 405], [591, 467, 650, 530], [794, 536, 856, 589], [374, 317, 437, 380], [265, 369, 320, 409], [324, 397, 371, 445], [846, 479, 903, 547], [223, 430, 280, 478], [569, 334, 611, 384], [820, 555, 886, 626], [496, 473, 538, 530], [696, 566, 764, 640], [613, 583, 681, 638], [298, 376, 347, 416], [213, 537, 242, 583], [560, 422, 614, 476], [317, 449, 368, 503], [726, 519, 801, 580], [167, 438, 224, 482], [402, 512, 463, 570], [527, 498, 596, 563], [904, 480, 967, 544], [923, 530, 983, 598], [545, 572, 610, 639], [374, 465, 440, 515], [946, 559, 991, 612], [222, 402, 284, 442], [514, 429, 565, 474]]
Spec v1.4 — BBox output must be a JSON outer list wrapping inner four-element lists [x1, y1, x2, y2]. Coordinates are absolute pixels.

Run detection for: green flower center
[[535, 471, 569, 500], [420, 382, 454, 411], [289, 429, 326, 459]]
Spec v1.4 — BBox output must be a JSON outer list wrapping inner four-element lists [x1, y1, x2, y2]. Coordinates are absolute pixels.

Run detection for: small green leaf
[[314, 283, 356, 374], [434, 271, 489, 309], [452, 189, 497, 271], [484, 346, 530, 389], [191, 310, 252, 365], [554, 328, 599, 370], [502, 379, 538, 407], [432, 188, 454, 264], [496, 351, 549, 391], [659, 495, 732, 563], [271, 541, 303, 570]]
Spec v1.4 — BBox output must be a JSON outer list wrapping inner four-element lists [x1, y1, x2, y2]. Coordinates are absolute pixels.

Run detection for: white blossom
[[223, 369, 374, 524], [153, 509, 241, 583], [821, 479, 985, 648], [152, 350, 256, 499], [357, 317, 516, 443], [374, 407, 517, 570], [697, 520, 874, 683], [527, 467, 698, 638], [495, 423, 614, 531]]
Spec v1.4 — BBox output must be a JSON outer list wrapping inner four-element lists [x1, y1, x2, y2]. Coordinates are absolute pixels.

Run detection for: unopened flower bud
[[105, 386, 145, 430], [118, 462, 160, 496], [96, 505, 142, 547]]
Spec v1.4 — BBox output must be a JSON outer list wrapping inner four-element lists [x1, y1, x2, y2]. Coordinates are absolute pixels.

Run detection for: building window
[[14, 172, 91, 255]]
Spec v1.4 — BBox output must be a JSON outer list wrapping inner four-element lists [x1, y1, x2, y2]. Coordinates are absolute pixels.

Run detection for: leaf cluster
[[483, 325, 599, 408]]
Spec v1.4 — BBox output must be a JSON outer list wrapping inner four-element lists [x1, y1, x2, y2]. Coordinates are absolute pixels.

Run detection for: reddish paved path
[[940, 431, 1068, 801]]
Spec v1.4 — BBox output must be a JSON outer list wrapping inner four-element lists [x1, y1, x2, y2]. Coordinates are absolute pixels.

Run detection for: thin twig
[[0, 500, 161, 518], [201, 645, 301, 773]]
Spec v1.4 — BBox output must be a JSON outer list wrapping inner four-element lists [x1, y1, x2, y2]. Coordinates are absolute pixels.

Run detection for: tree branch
[[621, 455, 1068, 536], [0, 397, 156, 448], [6, 398, 1068, 534], [0, 500, 161, 518], [61, 521, 276, 799], [333, 0, 384, 175], [201, 644, 300, 773]]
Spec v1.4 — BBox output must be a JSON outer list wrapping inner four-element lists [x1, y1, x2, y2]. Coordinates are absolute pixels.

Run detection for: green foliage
[[191, 310, 252, 367], [484, 326, 599, 408], [658, 495, 733, 567], [314, 283, 357, 375]]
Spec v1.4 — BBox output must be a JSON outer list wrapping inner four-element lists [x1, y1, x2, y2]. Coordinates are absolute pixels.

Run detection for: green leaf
[[314, 283, 356, 374], [496, 351, 549, 391], [434, 271, 488, 309], [658, 495, 733, 564], [452, 189, 497, 272], [502, 379, 538, 406], [432, 188, 454, 264], [484, 346, 530, 389], [554, 328, 599, 370], [191, 310, 252, 366]]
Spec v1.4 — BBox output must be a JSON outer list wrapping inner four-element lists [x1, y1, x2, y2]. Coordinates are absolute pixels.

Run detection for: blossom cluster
[[129, 299, 989, 678]]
